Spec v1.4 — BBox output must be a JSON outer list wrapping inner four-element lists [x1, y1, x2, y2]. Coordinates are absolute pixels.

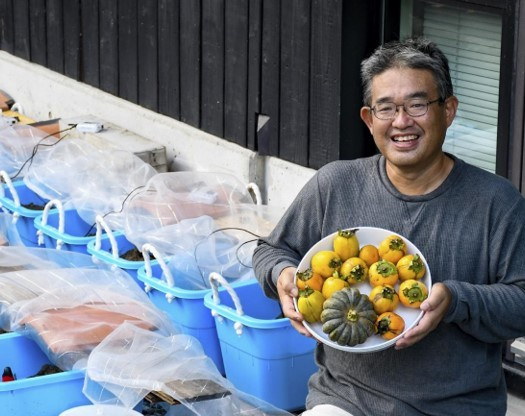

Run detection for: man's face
[[360, 67, 457, 171]]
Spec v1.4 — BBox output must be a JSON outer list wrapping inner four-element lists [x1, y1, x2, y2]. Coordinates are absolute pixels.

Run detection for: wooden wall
[[0, 0, 381, 169]]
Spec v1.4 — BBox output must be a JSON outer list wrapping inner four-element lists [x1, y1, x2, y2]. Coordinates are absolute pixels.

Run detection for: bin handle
[[36, 199, 64, 249], [208, 272, 244, 335], [0, 171, 19, 206], [94, 215, 119, 258], [246, 182, 262, 205], [0, 170, 20, 223], [141, 243, 176, 302]]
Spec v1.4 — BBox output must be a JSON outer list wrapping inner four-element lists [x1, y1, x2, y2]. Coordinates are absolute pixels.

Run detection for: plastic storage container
[[204, 274, 318, 411], [34, 200, 98, 253], [0, 332, 89, 416], [136, 245, 224, 375], [0, 178, 54, 246], [87, 222, 158, 287]]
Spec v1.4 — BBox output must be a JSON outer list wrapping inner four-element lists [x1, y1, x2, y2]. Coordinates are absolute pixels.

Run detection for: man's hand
[[277, 266, 311, 337], [395, 282, 451, 349]]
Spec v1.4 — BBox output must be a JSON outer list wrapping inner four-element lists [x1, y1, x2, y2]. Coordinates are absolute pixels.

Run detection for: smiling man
[[253, 38, 525, 416]]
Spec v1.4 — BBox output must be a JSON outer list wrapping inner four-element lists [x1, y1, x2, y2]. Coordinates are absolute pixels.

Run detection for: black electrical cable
[[83, 184, 145, 237], [8, 124, 77, 181], [193, 227, 261, 286]]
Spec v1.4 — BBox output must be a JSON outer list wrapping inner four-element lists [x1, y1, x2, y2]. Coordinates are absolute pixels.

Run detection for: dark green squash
[[321, 287, 377, 346]]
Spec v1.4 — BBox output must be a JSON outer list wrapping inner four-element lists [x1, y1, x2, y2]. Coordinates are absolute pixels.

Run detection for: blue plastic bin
[[136, 256, 225, 375], [204, 274, 318, 411], [87, 230, 158, 287], [0, 332, 89, 416], [0, 180, 54, 246], [34, 208, 97, 254]]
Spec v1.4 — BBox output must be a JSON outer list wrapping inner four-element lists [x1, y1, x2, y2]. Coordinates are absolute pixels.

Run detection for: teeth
[[393, 135, 417, 142]]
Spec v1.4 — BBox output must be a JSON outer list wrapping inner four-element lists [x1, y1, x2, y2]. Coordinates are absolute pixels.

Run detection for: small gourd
[[321, 287, 377, 346]]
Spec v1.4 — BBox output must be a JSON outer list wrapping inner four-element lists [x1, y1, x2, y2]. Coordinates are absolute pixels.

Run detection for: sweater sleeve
[[443, 197, 525, 343], [252, 170, 325, 299]]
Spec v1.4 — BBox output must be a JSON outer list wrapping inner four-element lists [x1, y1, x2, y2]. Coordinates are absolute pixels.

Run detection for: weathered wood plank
[[46, 0, 64, 74], [99, 0, 118, 95], [247, 0, 262, 151], [0, 0, 14, 54], [158, 0, 180, 119], [118, 0, 138, 103], [138, 0, 158, 111], [13, 0, 30, 60], [309, 0, 342, 168], [29, 0, 46, 66], [279, 0, 310, 165], [179, 0, 201, 127], [201, 0, 225, 137], [63, 0, 81, 80], [80, 0, 100, 87], [259, 0, 281, 156], [224, 0, 249, 146]]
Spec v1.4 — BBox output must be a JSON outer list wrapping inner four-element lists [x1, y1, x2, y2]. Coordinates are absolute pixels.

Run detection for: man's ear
[[360, 106, 374, 134], [444, 96, 459, 127]]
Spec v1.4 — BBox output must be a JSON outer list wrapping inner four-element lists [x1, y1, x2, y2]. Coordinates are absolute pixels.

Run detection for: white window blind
[[414, 2, 503, 173]]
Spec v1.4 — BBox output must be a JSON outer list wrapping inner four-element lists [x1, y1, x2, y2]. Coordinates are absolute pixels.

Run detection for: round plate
[[293, 226, 432, 353]]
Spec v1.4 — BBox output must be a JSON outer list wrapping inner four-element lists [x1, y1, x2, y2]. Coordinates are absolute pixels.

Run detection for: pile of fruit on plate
[[293, 227, 432, 353]]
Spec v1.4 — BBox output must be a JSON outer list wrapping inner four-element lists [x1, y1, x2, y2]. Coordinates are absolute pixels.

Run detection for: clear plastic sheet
[[84, 323, 294, 416], [4, 265, 178, 370], [0, 123, 56, 178], [124, 172, 284, 284], [123, 172, 256, 232], [23, 138, 157, 229], [0, 246, 112, 329]]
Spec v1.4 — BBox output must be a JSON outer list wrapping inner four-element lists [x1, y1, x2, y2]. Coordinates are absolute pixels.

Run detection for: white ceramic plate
[[293, 226, 432, 353]]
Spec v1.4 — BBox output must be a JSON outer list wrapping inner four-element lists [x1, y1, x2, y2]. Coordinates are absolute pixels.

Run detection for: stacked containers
[[136, 244, 225, 375], [0, 332, 89, 416], [0, 177, 53, 247], [34, 200, 99, 254], [204, 273, 318, 412], [86, 216, 158, 287]]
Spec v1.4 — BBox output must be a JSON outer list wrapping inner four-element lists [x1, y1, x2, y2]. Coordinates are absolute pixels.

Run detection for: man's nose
[[392, 105, 413, 125]]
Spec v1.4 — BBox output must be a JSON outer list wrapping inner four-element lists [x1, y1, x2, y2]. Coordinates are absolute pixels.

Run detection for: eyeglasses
[[369, 98, 444, 120]]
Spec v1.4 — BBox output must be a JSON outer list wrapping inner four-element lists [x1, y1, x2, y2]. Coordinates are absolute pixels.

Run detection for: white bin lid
[[59, 404, 142, 416]]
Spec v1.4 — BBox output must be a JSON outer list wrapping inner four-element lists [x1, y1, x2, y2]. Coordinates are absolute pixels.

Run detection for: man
[[252, 38, 525, 415]]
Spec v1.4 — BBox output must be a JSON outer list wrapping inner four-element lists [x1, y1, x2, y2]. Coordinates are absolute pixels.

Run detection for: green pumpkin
[[321, 287, 377, 346]]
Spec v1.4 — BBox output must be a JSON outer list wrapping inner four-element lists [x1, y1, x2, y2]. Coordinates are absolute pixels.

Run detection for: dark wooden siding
[[0, 0, 380, 170]]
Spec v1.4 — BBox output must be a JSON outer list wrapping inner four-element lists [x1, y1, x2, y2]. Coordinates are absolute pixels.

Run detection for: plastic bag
[[23, 138, 101, 204], [124, 172, 283, 284], [6, 265, 178, 370], [0, 246, 112, 330], [123, 171, 256, 232], [69, 148, 157, 231], [23, 138, 157, 229], [84, 323, 294, 415], [137, 213, 282, 289], [0, 123, 57, 178]]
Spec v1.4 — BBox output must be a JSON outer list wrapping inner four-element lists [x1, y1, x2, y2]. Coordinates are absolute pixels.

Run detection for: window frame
[[387, 0, 518, 179]]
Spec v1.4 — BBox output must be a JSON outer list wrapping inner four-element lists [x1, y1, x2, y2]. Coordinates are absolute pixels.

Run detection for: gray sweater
[[252, 154, 525, 416]]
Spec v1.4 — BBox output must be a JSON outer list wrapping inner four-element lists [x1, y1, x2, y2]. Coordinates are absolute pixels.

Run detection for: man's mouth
[[392, 134, 418, 142]]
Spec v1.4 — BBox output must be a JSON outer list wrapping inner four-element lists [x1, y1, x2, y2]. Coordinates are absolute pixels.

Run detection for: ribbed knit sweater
[[252, 154, 525, 416]]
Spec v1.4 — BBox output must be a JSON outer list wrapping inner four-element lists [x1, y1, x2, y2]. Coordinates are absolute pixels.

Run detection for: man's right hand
[[277, 266, 312, 337]]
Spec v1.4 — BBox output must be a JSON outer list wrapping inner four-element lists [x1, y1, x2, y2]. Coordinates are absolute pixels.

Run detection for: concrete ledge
[[0, 51, 315, 209]]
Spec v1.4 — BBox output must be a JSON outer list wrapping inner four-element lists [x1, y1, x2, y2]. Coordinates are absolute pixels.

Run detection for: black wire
[[8, 124, 77, 181], [83, 184, 145, 237], [235, 237, 259, 268], [193, 227, 261, 285]]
